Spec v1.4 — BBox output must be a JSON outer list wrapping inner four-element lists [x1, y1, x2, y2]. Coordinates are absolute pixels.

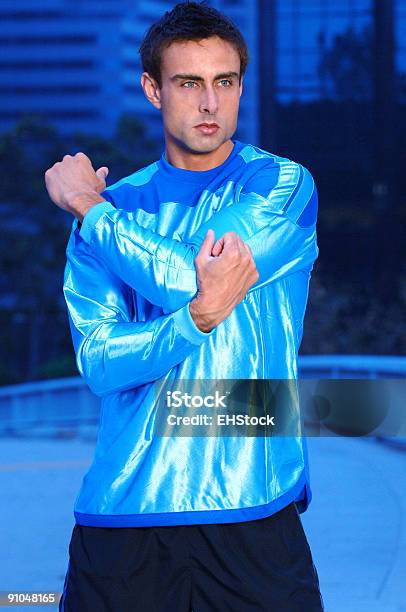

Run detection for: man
[[45, 2, 323, 610]]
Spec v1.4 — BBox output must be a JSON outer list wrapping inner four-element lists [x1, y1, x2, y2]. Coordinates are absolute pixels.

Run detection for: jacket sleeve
[[79, 161, 319, 314], [63, 226, 214, 397]]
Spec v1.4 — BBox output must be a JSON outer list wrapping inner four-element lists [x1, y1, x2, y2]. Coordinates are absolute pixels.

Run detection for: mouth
[[195, 123, 220, 135]]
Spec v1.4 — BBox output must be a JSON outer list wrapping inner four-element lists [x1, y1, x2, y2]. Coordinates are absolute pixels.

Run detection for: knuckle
[[62, 154, 72, 161]]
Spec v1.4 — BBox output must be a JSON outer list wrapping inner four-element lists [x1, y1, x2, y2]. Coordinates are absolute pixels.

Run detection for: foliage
[[0, 115, 160, 384], [318, 25, 374, 101], [302, 271, 406, 355]]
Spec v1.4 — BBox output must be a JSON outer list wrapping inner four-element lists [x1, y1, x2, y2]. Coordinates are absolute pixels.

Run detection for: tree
[[0, 114, 160, 385], [318, 25, 374, 101]]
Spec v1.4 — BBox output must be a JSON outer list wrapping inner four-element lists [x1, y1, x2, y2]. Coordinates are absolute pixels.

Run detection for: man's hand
[[189, 230, 259, 332], [44, 152, 109, 222]]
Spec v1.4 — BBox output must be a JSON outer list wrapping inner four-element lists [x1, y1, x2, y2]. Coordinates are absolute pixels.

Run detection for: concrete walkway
[[0, 433, 404, 610], [303, 436, 406, 612]]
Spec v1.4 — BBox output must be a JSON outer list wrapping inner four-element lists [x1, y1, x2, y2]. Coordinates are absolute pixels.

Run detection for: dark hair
[[139, 1, 249, 88]]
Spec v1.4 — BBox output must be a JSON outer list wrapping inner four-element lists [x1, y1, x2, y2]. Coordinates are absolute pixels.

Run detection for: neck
[[164, 139, 234, 171]]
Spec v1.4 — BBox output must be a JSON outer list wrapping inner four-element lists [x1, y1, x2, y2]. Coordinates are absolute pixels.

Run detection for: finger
[[243, 243, 254, 261], [75, 152, 91, 161], [225, 232, 245, 255], [212, 237, 224, 257], [237, 288, 247, 304], [244, 242, 253, 257], [197, 229, 215, 259], [222, 231, 238, 245], [235, 236, 246, 258], [96, 166, 109, 181]]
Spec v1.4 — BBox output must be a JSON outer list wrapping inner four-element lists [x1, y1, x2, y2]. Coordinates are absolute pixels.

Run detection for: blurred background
[[0, 0, 405, 384], [0, 1, 405, 610]]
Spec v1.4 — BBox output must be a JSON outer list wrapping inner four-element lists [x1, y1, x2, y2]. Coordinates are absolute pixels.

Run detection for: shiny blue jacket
[[63, 139, 319, 527]]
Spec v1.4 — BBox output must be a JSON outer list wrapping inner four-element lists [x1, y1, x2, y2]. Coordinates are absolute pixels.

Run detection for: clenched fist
[[44, 152, 109, 222], [190, 230, 259, 332]]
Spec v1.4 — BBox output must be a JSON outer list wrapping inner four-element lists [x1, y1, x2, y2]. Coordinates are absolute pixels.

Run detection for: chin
[[190, 133, 227, 153]]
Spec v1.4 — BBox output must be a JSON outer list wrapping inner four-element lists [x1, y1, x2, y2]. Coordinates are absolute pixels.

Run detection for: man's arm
[[64, 232, 212, 398], [74, 161, 318, 313], [64, 225, 258, 397], [45, 153, 317, 313], [76, 200, 200, 312]]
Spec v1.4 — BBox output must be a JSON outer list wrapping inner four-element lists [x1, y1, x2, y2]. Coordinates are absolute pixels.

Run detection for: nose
[[199, 85, 219, 115]]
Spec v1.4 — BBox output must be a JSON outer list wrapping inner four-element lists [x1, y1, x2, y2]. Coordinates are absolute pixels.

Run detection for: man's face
[[145, 36, 243, 156]]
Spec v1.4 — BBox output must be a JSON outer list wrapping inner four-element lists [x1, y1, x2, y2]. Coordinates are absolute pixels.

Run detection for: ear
[[239, 76, 243, 97], [140, 72, 162, 110]]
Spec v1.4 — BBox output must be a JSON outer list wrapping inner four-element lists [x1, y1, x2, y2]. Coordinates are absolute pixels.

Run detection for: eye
[[182, 81, 197, 88], [219, 79, 232, 87]]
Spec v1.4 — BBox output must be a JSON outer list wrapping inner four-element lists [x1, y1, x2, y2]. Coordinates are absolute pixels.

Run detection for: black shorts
[[59, 502, 324, 611]]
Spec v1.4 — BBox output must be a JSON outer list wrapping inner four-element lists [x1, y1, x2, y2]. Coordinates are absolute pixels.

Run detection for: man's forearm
[[77, 199, 199, 312], [64, 236, 215, 397], [70, 303, 212, 397]]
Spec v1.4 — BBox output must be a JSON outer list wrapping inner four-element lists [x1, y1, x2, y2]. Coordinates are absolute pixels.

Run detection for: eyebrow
[[170, 71, 240, 82]]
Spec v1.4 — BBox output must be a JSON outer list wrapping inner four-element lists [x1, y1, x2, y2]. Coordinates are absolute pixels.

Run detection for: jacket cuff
[[172, 303, 215, 345], [79, 201, 116, 244]]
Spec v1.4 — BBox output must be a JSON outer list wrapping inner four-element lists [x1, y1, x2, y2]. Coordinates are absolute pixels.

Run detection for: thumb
[[198, 229, 215, 259], [212, 237, 224, 257], [96, 166, 109, 181]]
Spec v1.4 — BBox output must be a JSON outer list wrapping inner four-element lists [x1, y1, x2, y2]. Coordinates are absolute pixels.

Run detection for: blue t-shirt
[[63, 139, 319, 527]]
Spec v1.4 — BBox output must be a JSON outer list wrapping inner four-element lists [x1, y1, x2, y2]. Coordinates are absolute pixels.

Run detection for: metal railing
[[298, 354, 406, 379], [0, 355, 405, 437]]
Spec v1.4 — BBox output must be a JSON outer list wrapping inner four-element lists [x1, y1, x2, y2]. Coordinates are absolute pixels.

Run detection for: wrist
[[67, 191, 106, 223], [189, 298, 215, 333]]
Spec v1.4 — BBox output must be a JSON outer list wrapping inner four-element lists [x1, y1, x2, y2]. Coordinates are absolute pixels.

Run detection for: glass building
[[0, 0, 259, 143], [275, 0, 374, 103], [0, 0, 404, 143]]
